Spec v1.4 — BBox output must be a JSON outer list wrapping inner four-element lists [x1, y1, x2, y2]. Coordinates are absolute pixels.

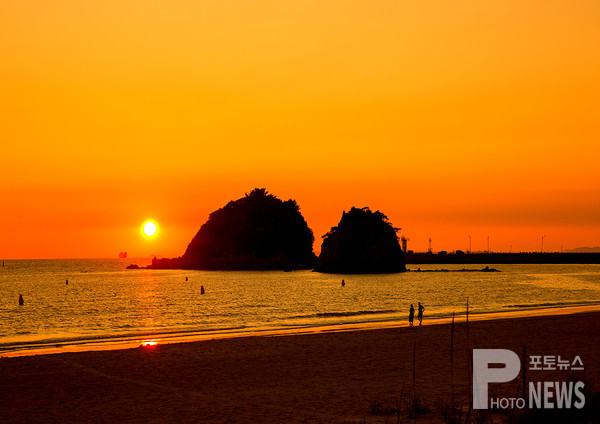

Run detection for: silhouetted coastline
[[405, 252, 600, 264], [315, 207, 406, 274], [130, 187, 600, 271], [134, 250, 600, 271]]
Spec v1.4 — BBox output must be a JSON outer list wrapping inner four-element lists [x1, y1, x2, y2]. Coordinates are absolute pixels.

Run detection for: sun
[[143, 221, 157, 237]]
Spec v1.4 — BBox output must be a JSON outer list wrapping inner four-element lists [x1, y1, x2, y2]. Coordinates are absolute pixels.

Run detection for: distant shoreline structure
[[129, 253, 600, 270], [564, 246, 600, 253], [405, 252, 600, 264]]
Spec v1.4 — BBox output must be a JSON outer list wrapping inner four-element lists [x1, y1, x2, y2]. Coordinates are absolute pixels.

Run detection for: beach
[[1, 310, 599, 423]]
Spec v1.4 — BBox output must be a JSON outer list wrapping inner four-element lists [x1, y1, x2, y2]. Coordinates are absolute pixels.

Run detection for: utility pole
[[487, 236, 490, 253], [541, 235, 546, 253], [468, 235, 471, 253]]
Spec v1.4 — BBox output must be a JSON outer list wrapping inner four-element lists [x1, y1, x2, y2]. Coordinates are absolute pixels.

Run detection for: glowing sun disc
[[143, 221, 157, 237]]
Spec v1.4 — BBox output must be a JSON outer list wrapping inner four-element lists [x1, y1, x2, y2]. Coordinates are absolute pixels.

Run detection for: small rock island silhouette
[[316, 207, 407, 274], [149, 188, 316, 270]]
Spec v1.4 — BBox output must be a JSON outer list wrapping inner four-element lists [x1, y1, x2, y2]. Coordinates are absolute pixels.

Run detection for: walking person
[[408, 304, 415, 326], [417, 302, 425, 325]]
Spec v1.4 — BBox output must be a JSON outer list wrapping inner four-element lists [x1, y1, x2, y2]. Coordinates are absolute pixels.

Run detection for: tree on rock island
[[151, 188, 316, 270], [316, 207, 406, 274]]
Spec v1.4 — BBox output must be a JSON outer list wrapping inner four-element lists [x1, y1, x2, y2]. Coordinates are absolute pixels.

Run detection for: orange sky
[[1, 1, 599, 259]]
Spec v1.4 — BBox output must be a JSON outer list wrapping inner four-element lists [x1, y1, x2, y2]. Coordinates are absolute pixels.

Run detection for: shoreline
[[3, 304, 599, 358], [2, 310, 599, 423]]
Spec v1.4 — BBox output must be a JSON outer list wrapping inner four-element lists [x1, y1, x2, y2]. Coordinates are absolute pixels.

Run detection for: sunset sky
[[1, 1, 599, 259]]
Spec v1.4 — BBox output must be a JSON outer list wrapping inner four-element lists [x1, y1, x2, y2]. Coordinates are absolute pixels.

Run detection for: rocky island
[[149, 188, 316, 270], [315, 207, 406, 274]]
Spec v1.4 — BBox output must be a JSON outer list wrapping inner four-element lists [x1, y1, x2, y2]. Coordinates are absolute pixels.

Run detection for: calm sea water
[[1, 259, 600, 355]]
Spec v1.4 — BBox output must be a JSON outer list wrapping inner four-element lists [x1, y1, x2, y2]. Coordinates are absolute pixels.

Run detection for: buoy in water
[[19, 294, 24, 306], [341, 279, 345, 287], [200, 285, 205, 295], [186, 276, 188, 281]]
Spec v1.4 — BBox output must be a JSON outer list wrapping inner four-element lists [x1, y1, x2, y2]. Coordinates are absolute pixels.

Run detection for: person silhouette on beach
[[417, 302, 424, 325], [19, 294, 24, 306], [200, 285, 205, 295], [409, 304, 415, 326], [341, 279, 345, 287]]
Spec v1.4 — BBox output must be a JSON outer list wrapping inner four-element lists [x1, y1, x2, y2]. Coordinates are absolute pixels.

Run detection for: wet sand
[[2, 311, 599, 423]]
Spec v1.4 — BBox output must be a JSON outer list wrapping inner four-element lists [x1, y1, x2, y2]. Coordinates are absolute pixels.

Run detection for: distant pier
[[404, 252, 600, 265]]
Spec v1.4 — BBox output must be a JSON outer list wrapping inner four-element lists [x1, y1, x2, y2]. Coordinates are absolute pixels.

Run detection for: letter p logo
[[473, 349, 520, 409]]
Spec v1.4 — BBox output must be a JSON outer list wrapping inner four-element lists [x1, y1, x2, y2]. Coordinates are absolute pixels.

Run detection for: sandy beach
[[2, 310, 599, 423]]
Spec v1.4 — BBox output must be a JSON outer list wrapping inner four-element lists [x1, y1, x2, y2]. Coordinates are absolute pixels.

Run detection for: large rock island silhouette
[[150, 189, 316, 270], [316, 207, 406, 274]]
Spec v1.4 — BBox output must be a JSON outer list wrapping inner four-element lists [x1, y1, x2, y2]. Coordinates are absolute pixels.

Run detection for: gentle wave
[[504, 300, 600, 309], [289, 309, 397, 320], [0, 325, 248, 352]]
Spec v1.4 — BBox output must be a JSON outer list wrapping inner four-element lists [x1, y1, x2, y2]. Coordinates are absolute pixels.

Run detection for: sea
[[2, 259, 600, 356]]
